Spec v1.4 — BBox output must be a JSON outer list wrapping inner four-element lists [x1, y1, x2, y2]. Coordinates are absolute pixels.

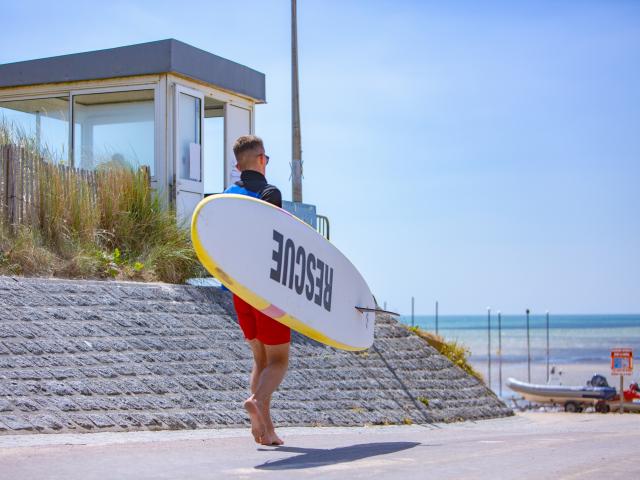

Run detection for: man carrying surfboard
[[225, 135, 290, 446]]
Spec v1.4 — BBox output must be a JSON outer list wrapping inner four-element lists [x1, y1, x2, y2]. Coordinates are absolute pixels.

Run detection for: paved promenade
[[1, 412, 638, 479]]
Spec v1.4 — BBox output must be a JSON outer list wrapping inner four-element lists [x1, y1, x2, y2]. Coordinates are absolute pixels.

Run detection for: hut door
[[174, 84, 204, 223]]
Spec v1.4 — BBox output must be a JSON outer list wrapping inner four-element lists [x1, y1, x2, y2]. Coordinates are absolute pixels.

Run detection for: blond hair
[[233, 135, 264, 170]]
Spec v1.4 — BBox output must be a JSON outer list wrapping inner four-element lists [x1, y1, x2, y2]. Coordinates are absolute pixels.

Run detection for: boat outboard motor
[[590, 374, 609, 387]]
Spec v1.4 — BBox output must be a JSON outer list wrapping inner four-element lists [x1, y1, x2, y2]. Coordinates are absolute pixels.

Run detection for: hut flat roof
[[0, 39, 266, 102]]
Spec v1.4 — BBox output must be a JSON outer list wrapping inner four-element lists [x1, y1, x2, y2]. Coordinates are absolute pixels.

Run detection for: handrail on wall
[[316, 214, 330, 241]]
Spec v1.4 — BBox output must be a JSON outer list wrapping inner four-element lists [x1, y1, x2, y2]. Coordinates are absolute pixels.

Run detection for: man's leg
[[259, 394, 281, 445], [244, 342, 290, 445], [247, 339, 267, 393], [245, 339, 267, 442], [246, 345, 279, 442]]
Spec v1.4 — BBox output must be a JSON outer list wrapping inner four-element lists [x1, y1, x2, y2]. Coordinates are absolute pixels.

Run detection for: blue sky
[[1, 0, 638, 314]]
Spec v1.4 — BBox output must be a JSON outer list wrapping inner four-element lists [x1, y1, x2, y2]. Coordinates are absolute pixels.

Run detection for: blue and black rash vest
[[224, 170, 282, 208]]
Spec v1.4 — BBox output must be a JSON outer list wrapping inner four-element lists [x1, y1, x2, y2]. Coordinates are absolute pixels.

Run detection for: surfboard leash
[[355, 307, 400, 317]]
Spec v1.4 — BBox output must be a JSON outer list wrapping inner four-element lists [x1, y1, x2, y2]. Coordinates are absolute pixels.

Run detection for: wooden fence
[[0, 145, 65, 231], [0, 144, 148, 233]]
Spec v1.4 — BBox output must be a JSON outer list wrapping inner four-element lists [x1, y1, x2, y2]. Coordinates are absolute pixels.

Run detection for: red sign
[[611, 348, 633, 375]]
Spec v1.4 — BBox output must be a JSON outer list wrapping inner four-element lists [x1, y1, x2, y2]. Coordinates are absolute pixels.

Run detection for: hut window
[[0, 96, 70, 162], [177, 92, 201, 181], [72, 89, 154, 174]]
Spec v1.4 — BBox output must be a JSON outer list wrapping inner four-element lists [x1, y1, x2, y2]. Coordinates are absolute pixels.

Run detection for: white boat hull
[[507, 377, 617, 405]]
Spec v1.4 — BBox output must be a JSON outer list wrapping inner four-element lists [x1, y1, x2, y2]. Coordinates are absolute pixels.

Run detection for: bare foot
[[260, 430, 284, 446], [243, 396, 266, 443]]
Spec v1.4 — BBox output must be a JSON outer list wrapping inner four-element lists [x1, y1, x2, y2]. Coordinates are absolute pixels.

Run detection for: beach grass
[[0, 121, 204, 283], [406, 325, 484, 381]]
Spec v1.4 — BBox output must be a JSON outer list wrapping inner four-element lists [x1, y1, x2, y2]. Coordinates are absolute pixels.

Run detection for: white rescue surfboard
[[191, 194, 376, 351]]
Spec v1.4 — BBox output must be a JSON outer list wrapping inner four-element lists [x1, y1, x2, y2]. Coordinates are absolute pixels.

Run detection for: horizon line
[[398, 312, 640, 317]]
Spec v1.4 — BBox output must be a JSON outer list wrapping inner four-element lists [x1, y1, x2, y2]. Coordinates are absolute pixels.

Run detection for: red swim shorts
[[232, 294, 291, 345]]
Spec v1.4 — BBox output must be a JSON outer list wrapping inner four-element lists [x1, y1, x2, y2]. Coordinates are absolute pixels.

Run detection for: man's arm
[[260, 186, 282, 208]]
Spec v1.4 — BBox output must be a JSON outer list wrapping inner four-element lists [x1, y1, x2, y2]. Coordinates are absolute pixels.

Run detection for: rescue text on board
[[269, 230, 333, 312]]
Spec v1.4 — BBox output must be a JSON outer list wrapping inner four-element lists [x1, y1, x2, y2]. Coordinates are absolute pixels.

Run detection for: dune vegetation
[[406, 325, 483, 381], [0, 121, 204, 283]]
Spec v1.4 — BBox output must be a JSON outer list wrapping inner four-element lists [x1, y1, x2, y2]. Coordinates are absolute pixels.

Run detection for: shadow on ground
[[255, 441, 420, 470]]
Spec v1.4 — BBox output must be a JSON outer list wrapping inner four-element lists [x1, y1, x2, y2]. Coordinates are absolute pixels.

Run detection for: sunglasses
[[258, 153, 270, 164]]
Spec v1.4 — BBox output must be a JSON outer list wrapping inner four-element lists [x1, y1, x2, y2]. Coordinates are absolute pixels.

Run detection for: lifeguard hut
[[0, 39, 264, 222]]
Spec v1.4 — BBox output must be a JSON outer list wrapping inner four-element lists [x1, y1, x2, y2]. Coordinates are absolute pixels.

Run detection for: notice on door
[[189, 142, 201, 181]]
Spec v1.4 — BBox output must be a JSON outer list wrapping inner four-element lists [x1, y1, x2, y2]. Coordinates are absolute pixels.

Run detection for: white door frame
[[173, 83, 205, 195]]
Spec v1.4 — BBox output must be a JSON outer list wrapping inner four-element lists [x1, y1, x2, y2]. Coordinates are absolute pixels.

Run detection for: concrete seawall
[[0, 276, 511, 434]]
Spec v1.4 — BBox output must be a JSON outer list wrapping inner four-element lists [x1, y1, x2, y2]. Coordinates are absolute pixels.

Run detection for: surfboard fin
[[355, 307, 399, 317]]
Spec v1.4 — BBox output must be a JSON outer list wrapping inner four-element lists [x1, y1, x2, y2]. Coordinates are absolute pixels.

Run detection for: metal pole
[[291, 0, 303, 202], [498, 311, 502, 398], [487, 307, 491, 391], [435, 301, 439, 335], [411, 297, 415, 327], [526, 308, 531, 383], [546, 311, 550, 383], [620, 376, 624, 414]]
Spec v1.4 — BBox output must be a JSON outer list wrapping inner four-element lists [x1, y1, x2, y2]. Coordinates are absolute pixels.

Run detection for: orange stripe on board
[[261, 304, 286, 319]]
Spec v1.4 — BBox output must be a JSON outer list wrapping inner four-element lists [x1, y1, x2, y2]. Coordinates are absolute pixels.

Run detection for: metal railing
[[316, 214, 330, 240]]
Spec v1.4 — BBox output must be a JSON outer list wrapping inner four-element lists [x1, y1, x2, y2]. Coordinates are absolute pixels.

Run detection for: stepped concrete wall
[[0, 276, 511, 434]]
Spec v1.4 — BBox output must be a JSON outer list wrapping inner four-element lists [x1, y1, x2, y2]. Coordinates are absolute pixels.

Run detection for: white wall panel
[[224, 104, 252, 188]]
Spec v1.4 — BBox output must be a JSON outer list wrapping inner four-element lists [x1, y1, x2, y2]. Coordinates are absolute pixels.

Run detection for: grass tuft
[[1, 121, 204, 283], [406, 326, 483, 381], [0, 226, 60, 276]]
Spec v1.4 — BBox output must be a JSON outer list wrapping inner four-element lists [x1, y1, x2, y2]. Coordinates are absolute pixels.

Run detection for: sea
[[398, 314, 640, 395]]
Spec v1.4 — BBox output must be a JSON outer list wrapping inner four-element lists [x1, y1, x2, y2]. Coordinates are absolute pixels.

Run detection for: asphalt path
[[1, 412, 638, 479]]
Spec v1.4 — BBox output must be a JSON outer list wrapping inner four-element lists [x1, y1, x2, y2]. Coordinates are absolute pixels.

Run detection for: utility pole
[[291, 0, 303, 202]]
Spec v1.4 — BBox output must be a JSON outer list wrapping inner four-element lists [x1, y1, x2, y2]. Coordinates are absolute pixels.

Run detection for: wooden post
[[19, 146, 24, 226], [25, 150, 31, 227], [1, 146, 7, 227], [14, 146, 19, 226], [7, 145, 16, 232], [20, 147, 25, 226], [140, 165, 150, 187], [38, 158, 45, 229], [17, 146, 23, 226], [33, 152, 40, 229]]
